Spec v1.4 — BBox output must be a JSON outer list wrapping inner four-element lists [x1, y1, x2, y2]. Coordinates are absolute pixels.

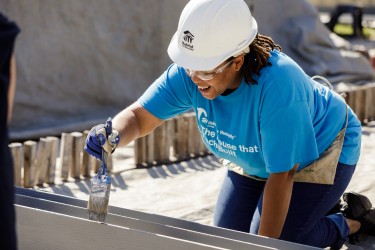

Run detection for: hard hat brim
[[168, 17, 258, 71]]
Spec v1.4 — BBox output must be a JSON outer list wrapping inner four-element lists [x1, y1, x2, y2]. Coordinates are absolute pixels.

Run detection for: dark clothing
[[214, 163, 356, 249], [0, 12, 20, 250]]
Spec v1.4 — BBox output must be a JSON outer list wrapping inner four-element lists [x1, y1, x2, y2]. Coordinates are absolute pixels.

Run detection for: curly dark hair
[[243, 34, 281, 84]]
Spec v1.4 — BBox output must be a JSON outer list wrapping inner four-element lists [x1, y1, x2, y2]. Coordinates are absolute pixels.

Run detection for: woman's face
[[188, 55, 245, 100]]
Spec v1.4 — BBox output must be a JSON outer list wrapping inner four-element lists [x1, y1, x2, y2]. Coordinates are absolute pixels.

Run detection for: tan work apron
[[293, 103, 348, 185]]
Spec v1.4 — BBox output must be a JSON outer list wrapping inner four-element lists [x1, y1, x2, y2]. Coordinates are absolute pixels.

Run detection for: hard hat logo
[[183, 31, 194, 43], [182, 30, 194, 51]]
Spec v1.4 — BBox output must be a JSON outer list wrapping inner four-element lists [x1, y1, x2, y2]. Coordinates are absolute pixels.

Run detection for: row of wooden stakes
[[342, 85, 375, 123], [134, 112, 209, 166], [9, 131, 105, 188], [9, 112, 209, 188]]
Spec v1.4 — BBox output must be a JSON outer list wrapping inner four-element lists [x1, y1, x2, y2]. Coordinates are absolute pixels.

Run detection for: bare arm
[[112, 101, 164, 147], [7, 54, 16, 124], [258, 164, 299, 238]]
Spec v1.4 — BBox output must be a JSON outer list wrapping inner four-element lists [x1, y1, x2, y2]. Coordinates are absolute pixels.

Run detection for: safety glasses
[[185, 59, 233, 81]]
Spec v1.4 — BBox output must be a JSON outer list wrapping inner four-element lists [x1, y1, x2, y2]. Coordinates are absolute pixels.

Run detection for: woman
[[85, 0, 372, 248]]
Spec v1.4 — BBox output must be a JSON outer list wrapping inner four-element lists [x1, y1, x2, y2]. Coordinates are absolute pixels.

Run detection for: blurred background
[[2, 0, 375, 141]]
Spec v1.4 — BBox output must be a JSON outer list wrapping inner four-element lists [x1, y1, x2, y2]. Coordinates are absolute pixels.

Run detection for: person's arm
[[112, 101, 163, 147], [7, 54, 16, 124], [258, 164, 299, 238]]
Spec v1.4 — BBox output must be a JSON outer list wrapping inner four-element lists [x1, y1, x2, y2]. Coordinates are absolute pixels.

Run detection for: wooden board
[[15, 194, 271, 250], [16, 205, 223, 250], [15, 188, 318, 250]]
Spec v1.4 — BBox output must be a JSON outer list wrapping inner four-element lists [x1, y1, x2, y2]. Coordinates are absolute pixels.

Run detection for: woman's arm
[[112, 101, 163, 147], [258, 164, 299, 238]]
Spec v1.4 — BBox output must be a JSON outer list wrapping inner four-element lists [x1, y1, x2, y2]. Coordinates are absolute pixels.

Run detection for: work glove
[[84, 117, 120, 159]]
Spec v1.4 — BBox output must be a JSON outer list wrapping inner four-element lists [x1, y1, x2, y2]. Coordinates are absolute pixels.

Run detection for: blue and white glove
[[84, 117, 120, 159]]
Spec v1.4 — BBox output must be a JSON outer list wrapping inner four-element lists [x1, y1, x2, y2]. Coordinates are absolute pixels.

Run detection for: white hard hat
[[168, 0, 258, 71]]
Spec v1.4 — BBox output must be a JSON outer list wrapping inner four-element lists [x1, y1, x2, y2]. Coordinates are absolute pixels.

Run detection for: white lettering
[[217, 139, 237, 150], [239, 145, 259, 153], [208, 140, 237, 156], [182, 41, 194, 50], [219, 130, 235, 140], [208, 121, 216, 127], [201, 126, 216, 137]]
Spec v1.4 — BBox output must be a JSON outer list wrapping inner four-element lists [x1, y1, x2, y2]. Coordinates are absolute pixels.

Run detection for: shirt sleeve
[[138, 64, 194, 120]]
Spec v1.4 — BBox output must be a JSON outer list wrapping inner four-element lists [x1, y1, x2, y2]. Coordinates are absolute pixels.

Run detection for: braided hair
[[243, 34, 282, 84]]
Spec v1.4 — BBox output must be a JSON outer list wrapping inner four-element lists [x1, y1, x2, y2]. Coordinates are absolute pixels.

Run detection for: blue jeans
[[214, 162, 356, 249]]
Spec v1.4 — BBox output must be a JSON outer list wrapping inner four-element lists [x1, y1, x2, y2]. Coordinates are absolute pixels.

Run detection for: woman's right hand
[[84, 117, 120, 159]]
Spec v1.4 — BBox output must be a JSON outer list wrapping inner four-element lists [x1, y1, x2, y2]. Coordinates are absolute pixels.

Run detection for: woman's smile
[[198, 85, 211, 92]]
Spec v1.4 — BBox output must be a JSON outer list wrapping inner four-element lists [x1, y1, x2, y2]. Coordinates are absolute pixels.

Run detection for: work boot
[[341, 192, 375, 244], [358, 208, 375, 235], [342, 192, 372, 219]]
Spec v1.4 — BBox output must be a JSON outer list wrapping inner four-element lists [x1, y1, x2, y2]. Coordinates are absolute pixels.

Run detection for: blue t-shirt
[[138, 50, 362, 178]]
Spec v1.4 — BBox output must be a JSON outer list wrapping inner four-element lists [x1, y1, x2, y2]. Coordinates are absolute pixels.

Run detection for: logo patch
[[182, 30, 194, 51]]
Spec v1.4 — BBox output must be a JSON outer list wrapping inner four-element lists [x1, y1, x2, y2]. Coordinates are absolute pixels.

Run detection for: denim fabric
[[214, 163, 355, 248]]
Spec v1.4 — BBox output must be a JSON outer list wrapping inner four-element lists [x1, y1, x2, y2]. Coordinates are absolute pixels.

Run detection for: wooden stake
[[23, 141, 37, 188], [135, 137, 147, 166], [60, 133, 73, 181], [46, 136, 59, 184], [190, 114, 204, 156], [146, 132, 155, 165], [365, 87, 374, 121], [354, 90, 365, 121], [35, 138, 50, 186], [153, 122, 167, 164], [71, 132, 83, 179], [175, 114, 189, 160], [9, 142, 23, 187], [165, 119, 174, 160], [81, 130, 91, 177]]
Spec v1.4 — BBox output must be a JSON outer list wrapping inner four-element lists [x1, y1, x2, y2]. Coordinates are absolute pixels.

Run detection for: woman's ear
[[233, 55, 245, 72]]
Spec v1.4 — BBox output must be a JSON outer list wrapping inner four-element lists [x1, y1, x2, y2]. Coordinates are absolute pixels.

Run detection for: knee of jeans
[[280, 226, 320, 246], [279, 230, 303, 244], [280, 228, 345, 249], [298, 231, 345, 249], [280, 232, 320, 248]]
